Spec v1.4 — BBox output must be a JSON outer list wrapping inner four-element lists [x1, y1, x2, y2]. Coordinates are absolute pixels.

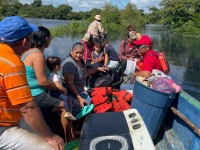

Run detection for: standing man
[[0, 16, 64, 150], [87, 15, 106, 41]]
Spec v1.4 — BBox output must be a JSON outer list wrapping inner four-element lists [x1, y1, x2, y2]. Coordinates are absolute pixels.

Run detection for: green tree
[[54, 4, 72, 19], [31, 0, 42, 8], [120, 2, 145, 28], [157, 0, 200, 36], [101, 2, 121, 31], [147, 6, 162, 24]]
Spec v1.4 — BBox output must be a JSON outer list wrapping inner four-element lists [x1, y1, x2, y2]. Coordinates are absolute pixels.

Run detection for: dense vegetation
[[148, 0, 200, 37], [0, 0, 199, 37]]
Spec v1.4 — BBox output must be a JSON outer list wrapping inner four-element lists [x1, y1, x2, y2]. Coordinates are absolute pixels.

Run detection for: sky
[[19, 0, 161, 13]]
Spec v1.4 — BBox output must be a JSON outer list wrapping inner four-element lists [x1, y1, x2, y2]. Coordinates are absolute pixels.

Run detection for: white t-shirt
[[48, 73, 62, 84]]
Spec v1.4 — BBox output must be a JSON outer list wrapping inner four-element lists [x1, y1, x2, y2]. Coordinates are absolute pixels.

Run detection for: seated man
[[120, 35, 163, 90]]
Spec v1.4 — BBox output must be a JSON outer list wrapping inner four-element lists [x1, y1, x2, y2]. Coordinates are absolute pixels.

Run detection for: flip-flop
[[65, 113, 76, 121], [76, 104, 94, 119], [65, 140, 79, 150]]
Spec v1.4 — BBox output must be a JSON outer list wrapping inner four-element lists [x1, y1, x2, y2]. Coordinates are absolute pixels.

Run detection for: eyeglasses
[[136, 45, 147, 49]]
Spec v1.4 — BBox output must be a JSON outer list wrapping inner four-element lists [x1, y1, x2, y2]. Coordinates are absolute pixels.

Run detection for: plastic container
[[131, 79, 176, 140]]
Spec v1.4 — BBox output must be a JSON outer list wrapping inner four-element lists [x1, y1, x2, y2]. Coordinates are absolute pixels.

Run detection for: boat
[[44, 70, 200, 150], [155, 90, 200, 149], [74, 75, 200, 150]]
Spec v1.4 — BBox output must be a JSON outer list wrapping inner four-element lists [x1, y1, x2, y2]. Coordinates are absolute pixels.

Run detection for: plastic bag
[[151, 77, 175, 93], [124, 59, 136, 75]]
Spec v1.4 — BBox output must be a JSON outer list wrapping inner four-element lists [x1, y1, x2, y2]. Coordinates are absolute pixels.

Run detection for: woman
[[118, 25, 141, 75], [61, 42, 109, 116], [21, 26, 72, 142], [102, 39, 119, 69]]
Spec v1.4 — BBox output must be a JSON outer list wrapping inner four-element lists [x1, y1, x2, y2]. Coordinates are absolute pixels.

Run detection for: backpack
[[158, 52, 170, 74]]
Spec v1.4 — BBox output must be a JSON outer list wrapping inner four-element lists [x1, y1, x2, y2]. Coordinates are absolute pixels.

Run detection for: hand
[[98, 66, 109, 72], [44, 134, 65, 150], [78, 97, 88, 108]]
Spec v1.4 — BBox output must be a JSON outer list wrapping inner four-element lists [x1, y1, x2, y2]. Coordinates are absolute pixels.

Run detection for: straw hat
[[82, 33, 91, 42], [94, 15, 102, 21]]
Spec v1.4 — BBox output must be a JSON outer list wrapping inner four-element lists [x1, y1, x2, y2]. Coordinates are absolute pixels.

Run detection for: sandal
[[76, 104, 94, 119], [65, 112, 76, 121]]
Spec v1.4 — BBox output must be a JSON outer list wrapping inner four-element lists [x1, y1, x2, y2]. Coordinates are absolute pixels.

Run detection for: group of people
[[0, 14, 164, 150]]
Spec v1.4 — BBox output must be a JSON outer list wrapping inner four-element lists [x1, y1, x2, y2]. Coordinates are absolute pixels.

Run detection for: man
[[0, 16, 64, 150], [120, 35, 163, 90], [132, 35, 163, 79], [87, 15, 105, 40]]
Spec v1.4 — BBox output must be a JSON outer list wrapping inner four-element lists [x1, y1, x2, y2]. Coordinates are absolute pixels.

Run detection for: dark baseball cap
[[0, 16, 38, 42]]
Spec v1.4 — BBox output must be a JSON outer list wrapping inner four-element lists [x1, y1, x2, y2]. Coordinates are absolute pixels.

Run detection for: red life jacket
[[90, 87, 133, 113]]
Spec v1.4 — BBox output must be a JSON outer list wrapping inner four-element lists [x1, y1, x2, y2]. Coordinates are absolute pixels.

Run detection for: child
[[46, 56, 76, 120], [91, 41, 104, 68]]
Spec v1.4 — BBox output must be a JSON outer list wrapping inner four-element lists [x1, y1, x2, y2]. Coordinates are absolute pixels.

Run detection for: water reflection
[[27, 19, 200, 101]]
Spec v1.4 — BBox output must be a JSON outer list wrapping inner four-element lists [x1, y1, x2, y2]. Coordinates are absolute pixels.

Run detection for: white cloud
[[19, 0, 161, 13], [130, 0, 160, 12]]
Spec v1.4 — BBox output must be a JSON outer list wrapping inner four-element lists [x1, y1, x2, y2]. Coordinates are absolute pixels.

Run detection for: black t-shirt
[[104, 44, 119, 61]]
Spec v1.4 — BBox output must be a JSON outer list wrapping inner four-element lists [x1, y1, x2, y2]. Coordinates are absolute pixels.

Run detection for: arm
[[118, 41, 128, 60], [104, 53, 109, 66], [91, 52, 94, 64], [95, 53, 104, 63], [54, 81, 67, 95], [64, 74, 87, 107], [97, 22, 104, 34], [87, 66, 109, 75], [32, 51, 57, 90], [132, 70, 151, 80], [20, 100, 64, 150]]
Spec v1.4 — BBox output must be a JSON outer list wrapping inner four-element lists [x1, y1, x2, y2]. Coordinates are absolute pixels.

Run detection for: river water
[[27, 18, 200, 101]]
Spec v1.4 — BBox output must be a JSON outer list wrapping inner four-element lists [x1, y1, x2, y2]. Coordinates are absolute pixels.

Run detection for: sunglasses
[[135, 45, 147, 49]]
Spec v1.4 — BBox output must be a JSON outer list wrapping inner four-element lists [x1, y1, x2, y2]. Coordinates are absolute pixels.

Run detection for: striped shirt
[[0, 44, 33, 126]]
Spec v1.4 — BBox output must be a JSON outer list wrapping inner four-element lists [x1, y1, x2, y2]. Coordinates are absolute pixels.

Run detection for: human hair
[[71, 42, 84, 52], [31, 26, 51, 48], [46, 56, 61, 71], [127, 25, 135, 32], [2, 32, 32, 47]]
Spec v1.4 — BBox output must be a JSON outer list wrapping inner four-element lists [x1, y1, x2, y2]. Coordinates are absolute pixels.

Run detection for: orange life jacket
[[90, 87, 133, 113], [136, 52, 170, 74]]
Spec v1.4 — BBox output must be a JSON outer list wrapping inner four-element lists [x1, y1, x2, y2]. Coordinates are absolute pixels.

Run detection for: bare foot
[[65, 112, 76, 121]]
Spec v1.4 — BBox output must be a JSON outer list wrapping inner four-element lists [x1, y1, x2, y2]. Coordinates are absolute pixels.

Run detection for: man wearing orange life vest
[[0, 16, 64, 150], [132, 35, 163, 79]]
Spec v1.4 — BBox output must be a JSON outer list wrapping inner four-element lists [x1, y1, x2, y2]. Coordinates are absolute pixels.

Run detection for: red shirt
[[142, 49, 163, 72], [81, 40, 94, 61]]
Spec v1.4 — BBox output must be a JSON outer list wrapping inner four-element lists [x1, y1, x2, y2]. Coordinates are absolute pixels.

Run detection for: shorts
[[0, 127, 54, 150], [107, 60, 119, 69], [34, 92, 61, 110], [68, 92, 91, 116], [49, 90, 70, 111]]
